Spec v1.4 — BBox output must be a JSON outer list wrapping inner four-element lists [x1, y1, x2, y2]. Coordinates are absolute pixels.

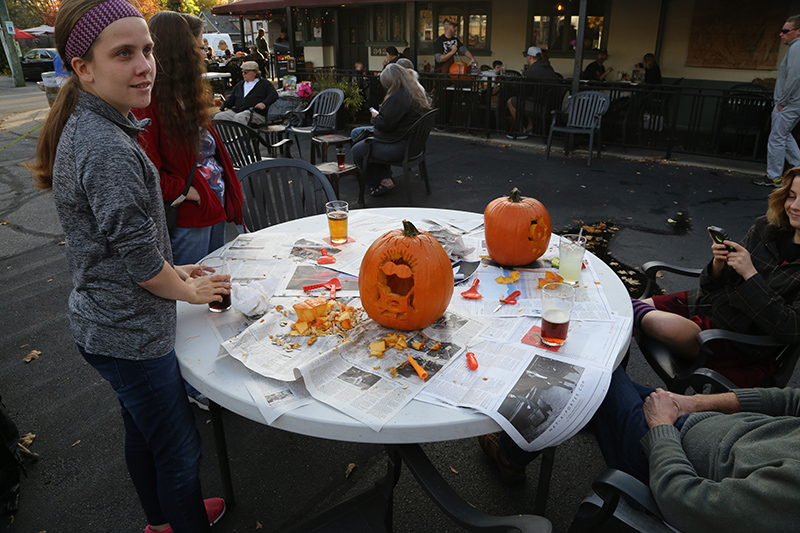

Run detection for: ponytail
[[29, 76, 81, 190]]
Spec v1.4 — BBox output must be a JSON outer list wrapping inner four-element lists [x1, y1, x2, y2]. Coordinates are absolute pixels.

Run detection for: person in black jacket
[[351, 64, 432, 197], [216, 61, 278, 126]]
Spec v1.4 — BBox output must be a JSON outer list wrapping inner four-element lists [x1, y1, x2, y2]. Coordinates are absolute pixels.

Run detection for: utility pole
[[0, 0, 26, 87]]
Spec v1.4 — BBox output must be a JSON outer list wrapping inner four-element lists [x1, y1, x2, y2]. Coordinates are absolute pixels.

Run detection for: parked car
[[21, 48, 57, 81]]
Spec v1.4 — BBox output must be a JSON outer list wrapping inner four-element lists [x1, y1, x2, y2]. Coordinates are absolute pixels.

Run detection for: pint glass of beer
[[540, 282, 574, 346], [326, 200, 349, 244], [201, 256, 232, 312]]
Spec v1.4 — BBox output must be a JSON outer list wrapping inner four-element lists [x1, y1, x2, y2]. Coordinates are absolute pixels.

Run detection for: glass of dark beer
[[201, 256, 232, 312], [540, 282, 574, 346]]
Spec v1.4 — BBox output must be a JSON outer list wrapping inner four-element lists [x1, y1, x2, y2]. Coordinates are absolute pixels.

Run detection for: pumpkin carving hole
[[384, 272, 414, 296]]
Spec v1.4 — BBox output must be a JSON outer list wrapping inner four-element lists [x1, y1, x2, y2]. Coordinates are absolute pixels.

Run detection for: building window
[[418, 2, 492, 55], [529, 0, 609, 56], [369, 4, 406, 45]]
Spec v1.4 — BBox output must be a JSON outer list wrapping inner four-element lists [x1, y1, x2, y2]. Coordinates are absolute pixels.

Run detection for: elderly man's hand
[[643, 388, 681, 429], [255, 103, 266, 110]]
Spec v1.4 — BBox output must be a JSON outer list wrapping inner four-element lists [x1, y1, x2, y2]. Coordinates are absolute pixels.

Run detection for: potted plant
[[313, 68, 366, 128]]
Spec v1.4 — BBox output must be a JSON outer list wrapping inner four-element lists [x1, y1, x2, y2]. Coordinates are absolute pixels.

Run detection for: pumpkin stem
[[508, 187, 522, 203], [401, 220, 421, 238]]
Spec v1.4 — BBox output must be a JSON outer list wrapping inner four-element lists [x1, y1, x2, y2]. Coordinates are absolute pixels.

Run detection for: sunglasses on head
[[781, 28, 797, 34]]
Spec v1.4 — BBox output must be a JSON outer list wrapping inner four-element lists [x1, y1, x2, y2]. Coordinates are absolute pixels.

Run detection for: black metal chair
[[211, 119, 292, 169], [363, 108, 438, 204], [546, 91, 611, 166], [568, 468, 678, 533], [237, 159, 337, 231], [711, 90, 772, 159], [286, 88, 345, 159], [635, 261, 800, 394]]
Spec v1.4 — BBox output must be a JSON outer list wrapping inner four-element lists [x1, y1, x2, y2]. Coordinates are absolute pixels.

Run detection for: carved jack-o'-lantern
[[484, 187, 552, 266], [359, 220, 454, 331]]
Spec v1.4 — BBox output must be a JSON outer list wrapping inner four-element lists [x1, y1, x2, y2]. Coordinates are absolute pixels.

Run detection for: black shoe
[[752, 175, 781, 188]]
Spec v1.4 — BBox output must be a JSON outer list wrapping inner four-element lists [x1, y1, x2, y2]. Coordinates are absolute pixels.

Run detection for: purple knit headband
[[64, 0, 144, 66]]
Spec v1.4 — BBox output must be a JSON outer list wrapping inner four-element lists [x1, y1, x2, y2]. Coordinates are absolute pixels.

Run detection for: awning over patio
[[212, 0, 397, 16]]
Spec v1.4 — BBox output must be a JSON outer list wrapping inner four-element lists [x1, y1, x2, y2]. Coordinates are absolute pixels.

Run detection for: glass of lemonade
[[326, 200, 348, 244], [540, 282, 574, 346], [559, 234, 587, 285]]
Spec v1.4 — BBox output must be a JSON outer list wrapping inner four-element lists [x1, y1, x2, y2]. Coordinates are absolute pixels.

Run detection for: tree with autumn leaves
[[7, 0, 225, 27]]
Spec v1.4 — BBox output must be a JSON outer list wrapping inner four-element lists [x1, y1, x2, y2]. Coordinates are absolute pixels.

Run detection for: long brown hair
[[29, 0, 110, 189], [148, 11, 210, 154], [768, 167, 800, 230]]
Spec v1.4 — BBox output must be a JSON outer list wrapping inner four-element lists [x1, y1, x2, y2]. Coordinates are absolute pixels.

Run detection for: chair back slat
[[405, 109, 438, 162], [238, 159, 337, 231], [211, 119, 263, 168], [565, 91, 611, 129], [312, 88, 345, 131]]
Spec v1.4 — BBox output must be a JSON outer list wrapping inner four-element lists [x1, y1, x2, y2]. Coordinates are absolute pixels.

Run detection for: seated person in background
[[507, 46, 558, 136], [354, 61, 365, 71], [396, 57, 415, 71], [383, 46, 403, 68], [220, 49, 233, 65], [492, 60, 504, 74], [582, 48, 613, 81], [352, 64, 432, 197], [631, 166, 800, 387], [482, 365, 800, 533], [275, 27, 289, 44], [640, 53, 662, 84], [216, 61, 278, 127]]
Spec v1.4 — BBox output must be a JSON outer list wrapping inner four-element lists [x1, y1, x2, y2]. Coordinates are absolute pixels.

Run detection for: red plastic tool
[[317, 248, 336, 265], [493, 290, 521, 313], [466, 352, 478, 370], [460, 278, 481, 299], [303, 278, 342, 299]]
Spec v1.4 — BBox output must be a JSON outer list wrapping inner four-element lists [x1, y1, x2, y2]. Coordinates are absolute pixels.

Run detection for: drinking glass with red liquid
[[200, 256, 232, 312], [540, 282, 574, 346]]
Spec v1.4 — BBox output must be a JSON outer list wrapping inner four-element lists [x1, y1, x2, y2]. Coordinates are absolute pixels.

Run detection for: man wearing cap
[[216, 61, 278, 126], [507, 46, 559, 138], [754, 14, 800, 187], [433, 18, 476, 73], [582, 48, 613, 81]]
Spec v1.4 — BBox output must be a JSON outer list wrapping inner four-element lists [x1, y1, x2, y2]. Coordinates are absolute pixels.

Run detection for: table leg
[[385, 443, 551, 532], [534, 447, 556, 515], [209, 400, 236, 508]]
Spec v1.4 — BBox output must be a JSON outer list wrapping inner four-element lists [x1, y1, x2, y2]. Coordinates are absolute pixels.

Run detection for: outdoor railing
[[289, 67, 775, 163]]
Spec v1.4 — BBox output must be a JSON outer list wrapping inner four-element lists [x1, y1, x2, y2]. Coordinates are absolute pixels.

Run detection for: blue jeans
[[171, 221, 226, 265], [350, 126, 373, 141], [499, 367, 686, 483], [352, 138, 409, 188], [767, 104, 800, 179], [78, 347, 210, 532]]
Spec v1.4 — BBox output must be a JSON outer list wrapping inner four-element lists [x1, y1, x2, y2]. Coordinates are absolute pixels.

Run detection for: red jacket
[[134, 98, 244, 227]]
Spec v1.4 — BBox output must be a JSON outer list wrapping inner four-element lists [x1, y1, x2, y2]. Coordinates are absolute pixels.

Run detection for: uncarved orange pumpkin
[[359, 220, 454, 331], [484, 187, 552, 266]]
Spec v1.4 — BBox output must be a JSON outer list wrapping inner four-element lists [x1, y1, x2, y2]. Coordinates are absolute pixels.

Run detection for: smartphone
[[708, 226, 736, 252]]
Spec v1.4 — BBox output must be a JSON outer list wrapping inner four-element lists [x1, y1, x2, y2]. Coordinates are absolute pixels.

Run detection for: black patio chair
[[635, 261, 800, 394], [711, 91, 772, 159], [211, 119, 292, 169], [237, 159, 336, 231], [546, 91, 610, 166], [362, 108, 437, 204], [568, 468, 678, 532], [286, 88, 345, 159]]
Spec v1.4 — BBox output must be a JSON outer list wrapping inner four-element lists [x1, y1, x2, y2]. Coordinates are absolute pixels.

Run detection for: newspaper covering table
[[205, 211, 630, 448]]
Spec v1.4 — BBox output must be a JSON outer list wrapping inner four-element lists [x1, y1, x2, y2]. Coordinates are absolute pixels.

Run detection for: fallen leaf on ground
[[256, 521, 263, 529], [19, 433, 35, 448], [71, 440, 81, 447], [345, 462, 357, 479], [24, 350, 41, 363], [0, 221, 9, 225], [449, 466, 459, 474]]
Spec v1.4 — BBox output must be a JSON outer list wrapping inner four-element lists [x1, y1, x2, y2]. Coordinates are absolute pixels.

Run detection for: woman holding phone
[[632, 166, 800, 387], [30, 0, 227, 530]]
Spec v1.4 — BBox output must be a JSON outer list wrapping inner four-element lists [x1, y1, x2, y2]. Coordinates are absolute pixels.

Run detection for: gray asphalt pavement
[[1, 74, 793, 533]]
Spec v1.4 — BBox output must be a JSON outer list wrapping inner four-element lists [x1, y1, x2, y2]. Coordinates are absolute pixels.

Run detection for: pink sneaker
[[144, 497, 226, 532]]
